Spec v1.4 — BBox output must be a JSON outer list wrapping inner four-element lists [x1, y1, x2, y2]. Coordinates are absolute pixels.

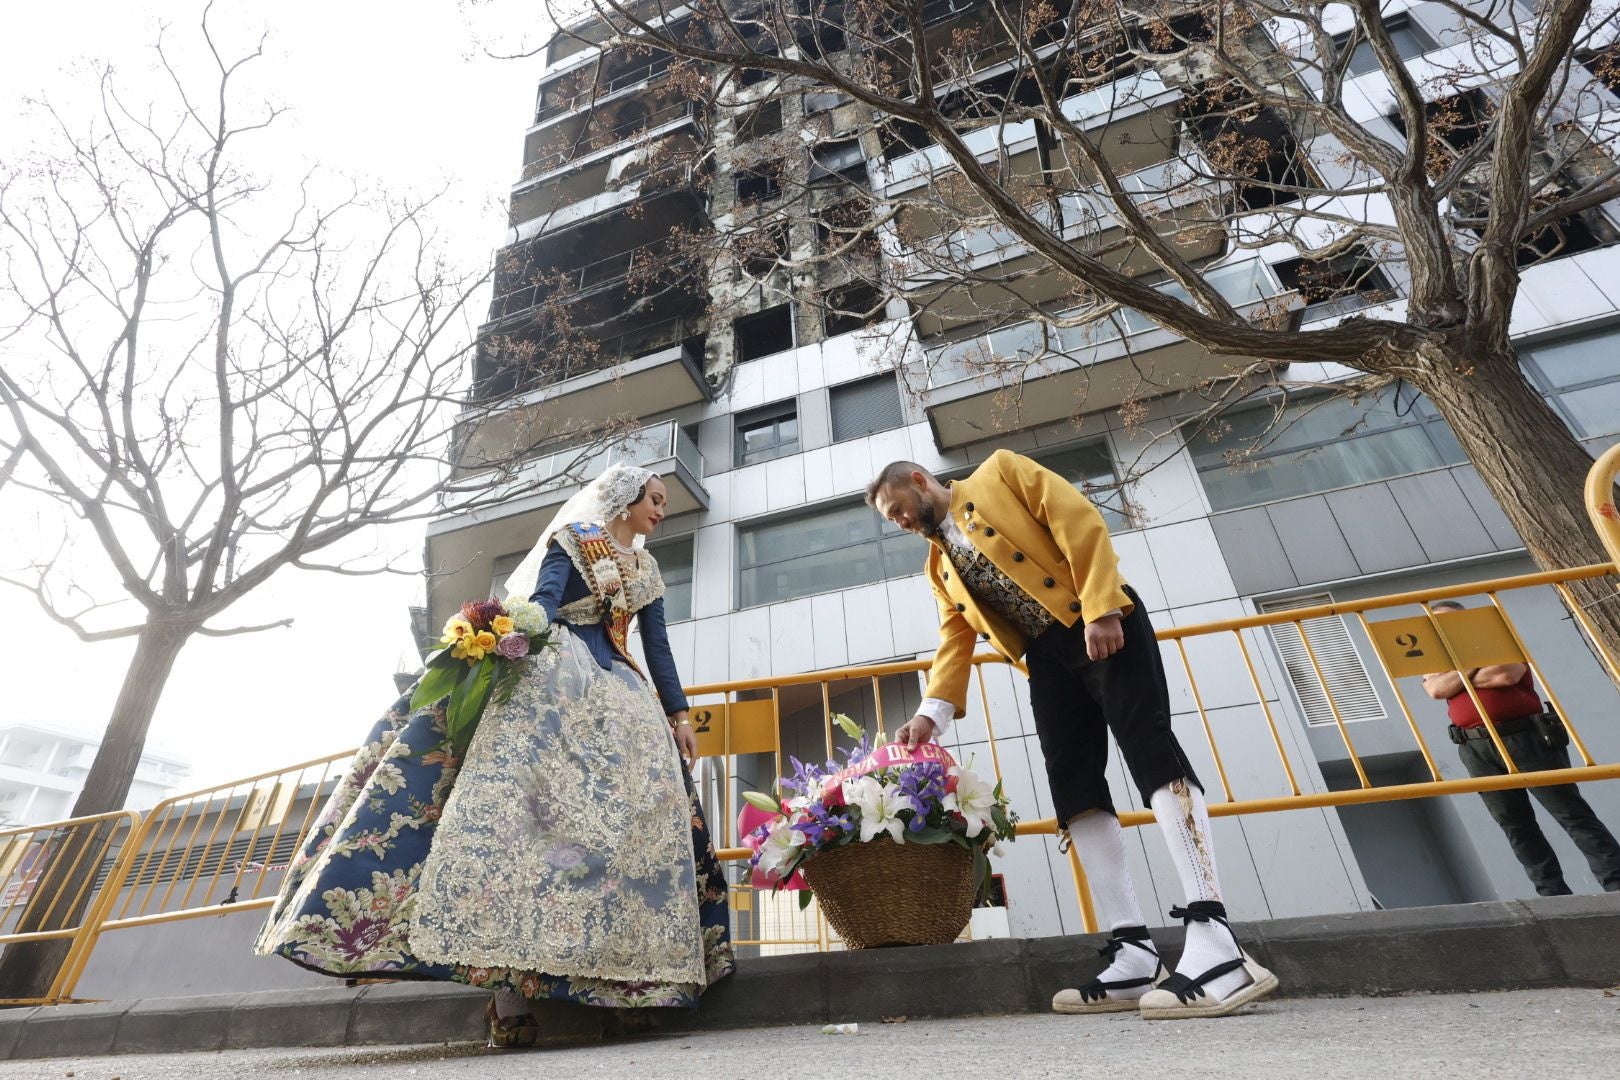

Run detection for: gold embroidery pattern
[[946, 542, 1055, 640], [406, 626, 705, 984], [553, 526, 667, 653]]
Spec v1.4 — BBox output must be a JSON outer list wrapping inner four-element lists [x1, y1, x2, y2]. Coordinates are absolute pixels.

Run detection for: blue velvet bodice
[[531, 544, 689, 716]]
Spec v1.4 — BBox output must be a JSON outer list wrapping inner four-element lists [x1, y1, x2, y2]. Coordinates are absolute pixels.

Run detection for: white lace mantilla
[[406, 627, 704, 983]]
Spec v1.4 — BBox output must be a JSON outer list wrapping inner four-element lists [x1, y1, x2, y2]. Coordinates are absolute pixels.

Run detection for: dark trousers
[[1458, 730, 1620, 895], [1024, 586, 1199, 822]]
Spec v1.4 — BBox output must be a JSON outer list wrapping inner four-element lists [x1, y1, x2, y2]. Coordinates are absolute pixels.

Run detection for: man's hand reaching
[[897, 715, 938, 750]]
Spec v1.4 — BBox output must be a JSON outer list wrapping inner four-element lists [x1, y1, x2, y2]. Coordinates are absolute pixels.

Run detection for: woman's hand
[[671, 711, 697, 765]]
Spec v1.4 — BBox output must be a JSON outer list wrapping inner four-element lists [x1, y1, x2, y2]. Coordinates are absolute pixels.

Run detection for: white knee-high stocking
[[1067, 811, 1158, 992], [1068, 810, 1147, 930], [1149, 779, 1250, 1000]]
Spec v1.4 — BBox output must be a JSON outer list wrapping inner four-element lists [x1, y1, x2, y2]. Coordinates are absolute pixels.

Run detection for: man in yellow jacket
[[868, 450, 1275, 1019]]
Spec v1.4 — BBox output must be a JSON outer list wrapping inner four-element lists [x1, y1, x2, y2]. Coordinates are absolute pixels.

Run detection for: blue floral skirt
[[255, 633, 733, 1008]]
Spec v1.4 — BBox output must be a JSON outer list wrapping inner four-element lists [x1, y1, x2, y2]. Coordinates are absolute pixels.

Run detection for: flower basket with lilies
[[742, 714, 1018, 949], [408, 596, 554, 755]]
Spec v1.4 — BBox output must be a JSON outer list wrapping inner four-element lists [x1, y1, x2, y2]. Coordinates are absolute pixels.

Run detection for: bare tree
[[0, 11, 629, 997], [504, 0, 1620, 656]]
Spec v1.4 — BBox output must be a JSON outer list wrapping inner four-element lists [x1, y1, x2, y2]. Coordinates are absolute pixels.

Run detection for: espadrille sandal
[[1052, 925, 1166, 1014], [1137, 902, 1278, 1020]]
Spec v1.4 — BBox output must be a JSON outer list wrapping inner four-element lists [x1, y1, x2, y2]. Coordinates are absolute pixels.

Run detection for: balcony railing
[[446, 419, 703, 516], [485, 236, 700, 325], [484, 319, 700, 400], [1058, 68, 1181, 128], [924, 258, 1288, 388], [1060, 149, 1219, 228], [534, 55, 676, 125], [523, 99, 700, 177], [523, 419, 701, 493], [896, 151, 1220, 280]]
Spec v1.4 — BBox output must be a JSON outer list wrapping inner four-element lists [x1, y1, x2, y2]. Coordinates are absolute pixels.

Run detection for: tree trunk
[[1418, 342, 1620, 671], [0, 620, 191, 1002]]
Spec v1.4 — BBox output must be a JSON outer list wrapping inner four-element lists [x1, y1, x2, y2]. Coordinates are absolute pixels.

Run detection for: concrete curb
[[3, 894, 1615, 1059]]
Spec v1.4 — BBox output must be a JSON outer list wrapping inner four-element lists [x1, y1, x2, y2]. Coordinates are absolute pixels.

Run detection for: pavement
[[0, 989, 1614, 1079], [3, 893, 1617, 1065]]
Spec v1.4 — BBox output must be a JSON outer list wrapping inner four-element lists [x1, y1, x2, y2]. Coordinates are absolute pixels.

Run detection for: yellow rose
[[440, 617, 473, 646], [491, 615, 515, 636], [473, 631, 498, 652]]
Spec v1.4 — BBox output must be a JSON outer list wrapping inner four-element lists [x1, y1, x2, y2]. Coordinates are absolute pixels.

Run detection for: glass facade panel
[[738, 501, 926, 607], [1341, 17, 1436, 76], [1523, 330, 1620, 438], [650, 536, 695, 622], [1193, 386, 1467, 510]]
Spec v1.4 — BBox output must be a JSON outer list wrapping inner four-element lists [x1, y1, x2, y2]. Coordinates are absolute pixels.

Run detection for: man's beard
[[917, 499, 939, 536]]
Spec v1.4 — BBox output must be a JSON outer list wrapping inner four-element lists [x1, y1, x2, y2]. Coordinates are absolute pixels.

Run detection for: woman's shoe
[[485, 997, 539, 1049]]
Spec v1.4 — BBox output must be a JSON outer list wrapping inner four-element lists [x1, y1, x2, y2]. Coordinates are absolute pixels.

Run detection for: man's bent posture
[[869, 451, 1277, 1019]]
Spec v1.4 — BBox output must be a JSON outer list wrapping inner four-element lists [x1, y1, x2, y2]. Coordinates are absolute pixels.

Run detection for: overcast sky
[[0, 2, 550, 789]]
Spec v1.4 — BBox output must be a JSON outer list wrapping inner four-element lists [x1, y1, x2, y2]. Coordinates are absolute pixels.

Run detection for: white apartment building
[[0, 722, 192, 826], [427, 1, 1620, 939]]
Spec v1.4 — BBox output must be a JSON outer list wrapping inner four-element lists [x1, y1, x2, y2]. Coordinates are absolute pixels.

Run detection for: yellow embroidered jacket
[[922, 449, 1133, 718]]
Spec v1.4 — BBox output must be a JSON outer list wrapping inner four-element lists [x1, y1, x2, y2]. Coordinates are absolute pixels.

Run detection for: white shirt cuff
[[916, 697, 958, 740]]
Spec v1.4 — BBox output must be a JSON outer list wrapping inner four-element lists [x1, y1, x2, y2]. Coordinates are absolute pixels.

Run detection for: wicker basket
[[799, 836, 977, 949]]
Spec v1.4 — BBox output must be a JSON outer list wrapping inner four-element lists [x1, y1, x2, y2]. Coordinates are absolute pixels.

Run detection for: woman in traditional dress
[[255, 464, 734, 1047]]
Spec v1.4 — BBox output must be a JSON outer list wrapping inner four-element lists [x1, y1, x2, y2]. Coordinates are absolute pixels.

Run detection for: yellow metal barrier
[[51, 749, 356, 1001], [0, 810, 142, 1004], [690, 561, 1620, 939], [19, 547, 1620, 991]]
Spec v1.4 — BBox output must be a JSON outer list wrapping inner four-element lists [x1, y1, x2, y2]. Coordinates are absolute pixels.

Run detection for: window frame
[[823, 281, 887, 338], [648, 534, 696, 623], [734, 160, 784, 203], [734, 398, 802, 468], [735, 497, 927, 609], [1519, 328, 1620, 440], [1332, 14, 1438, 78], [734, 302, 796, 362], [736, 101, 783, 143], [809, 137, 869, 187], [1190, 386, 1468, 512], [1273, 246, 1398, 322]]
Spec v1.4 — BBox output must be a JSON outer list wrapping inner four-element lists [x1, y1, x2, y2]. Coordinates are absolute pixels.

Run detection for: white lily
[[755, 818, 806, 879], [944, 766, 998, 838], [845, 775, 915, 845]]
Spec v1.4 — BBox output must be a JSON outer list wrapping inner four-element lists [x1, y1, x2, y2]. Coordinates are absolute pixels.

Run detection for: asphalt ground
[[0, 987, 1614, 1080]]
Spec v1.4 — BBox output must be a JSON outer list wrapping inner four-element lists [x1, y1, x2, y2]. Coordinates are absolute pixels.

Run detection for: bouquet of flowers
[[408, 595, 553, 754], [742, 714, 1018, 913]]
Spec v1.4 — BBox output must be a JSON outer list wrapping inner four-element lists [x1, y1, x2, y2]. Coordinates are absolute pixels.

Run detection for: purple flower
[[496, 632, 530, 660], [790, 801, 853, 848]]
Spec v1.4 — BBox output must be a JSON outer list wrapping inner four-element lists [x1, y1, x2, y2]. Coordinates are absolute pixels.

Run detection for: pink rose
[[495, 633, 530, 660]]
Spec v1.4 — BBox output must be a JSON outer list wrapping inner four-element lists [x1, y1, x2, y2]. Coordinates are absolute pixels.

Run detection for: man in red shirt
[[1421, 600, 1620, 895]]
